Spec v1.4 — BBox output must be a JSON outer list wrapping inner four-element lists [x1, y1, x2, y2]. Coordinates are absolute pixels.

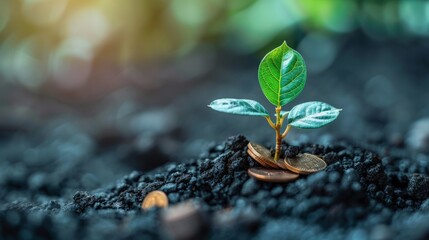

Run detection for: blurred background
[[1, 0, 429, 202]]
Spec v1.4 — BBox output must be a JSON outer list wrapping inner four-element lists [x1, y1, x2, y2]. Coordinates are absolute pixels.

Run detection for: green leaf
[[258, 41, 306, 107], [288, 101, 341, 129], [208, 98, 269, 116]]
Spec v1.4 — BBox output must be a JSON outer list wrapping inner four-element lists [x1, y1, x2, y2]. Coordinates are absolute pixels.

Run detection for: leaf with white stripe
[[288, 102, 341, 129], [208, 98, 269, 116], [258, 41, 306, 107]]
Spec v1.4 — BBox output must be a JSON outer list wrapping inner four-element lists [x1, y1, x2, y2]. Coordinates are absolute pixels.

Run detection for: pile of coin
[[247, 142, 327, 183]]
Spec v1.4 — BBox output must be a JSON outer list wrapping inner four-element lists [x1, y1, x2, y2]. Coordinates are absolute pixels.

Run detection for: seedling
[[208, 41, 341, 162]]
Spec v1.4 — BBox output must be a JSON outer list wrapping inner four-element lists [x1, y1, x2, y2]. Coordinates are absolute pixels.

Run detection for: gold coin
[[247, 142, 280, 169], [247, 167, 299, 183], [280, 153, 327, 175], [141, 190, 169, 210]]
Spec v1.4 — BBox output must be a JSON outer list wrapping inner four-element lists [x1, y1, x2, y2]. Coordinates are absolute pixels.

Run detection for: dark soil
[[2, 135, 429, 240]]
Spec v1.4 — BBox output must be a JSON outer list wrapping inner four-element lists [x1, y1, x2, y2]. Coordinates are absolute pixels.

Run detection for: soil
[[1, 134, 429, 240], [1, 32, 429, 239]]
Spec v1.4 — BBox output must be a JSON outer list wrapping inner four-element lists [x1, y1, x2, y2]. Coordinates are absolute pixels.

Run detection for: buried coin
[[247, 142, 280, 169], [141, 190, 169, 210], [247, 167, 299, 183], [280, 153, 327, 175]]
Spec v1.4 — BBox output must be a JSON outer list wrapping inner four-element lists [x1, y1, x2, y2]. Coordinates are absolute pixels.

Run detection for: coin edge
[[247, 142, 280, 169], [282, 153, 327, 175], [247, 167, 299, 183]]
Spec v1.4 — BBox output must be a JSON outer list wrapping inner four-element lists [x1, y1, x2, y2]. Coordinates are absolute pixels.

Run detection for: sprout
[[209, 41, 341, 161]]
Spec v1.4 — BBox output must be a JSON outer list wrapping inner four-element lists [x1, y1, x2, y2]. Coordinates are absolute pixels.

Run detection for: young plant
[[208, 41, 341, 162]]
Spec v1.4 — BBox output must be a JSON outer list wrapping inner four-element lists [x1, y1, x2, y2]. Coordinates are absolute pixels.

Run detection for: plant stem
[[281, 125, 292, 139], [264, 117, 276, 129], [273, 107, 282, 162]]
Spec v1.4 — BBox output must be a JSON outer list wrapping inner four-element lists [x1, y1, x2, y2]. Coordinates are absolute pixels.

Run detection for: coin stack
[[247, 142, 327, 183]]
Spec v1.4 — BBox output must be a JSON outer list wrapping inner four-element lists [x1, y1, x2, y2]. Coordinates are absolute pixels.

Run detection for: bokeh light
[[65, 7, 110, 48], [227, 0, 303, 53], [299, 0, 357, 33], [0, 1, 11, 33], [13, 36, 50, 89], [2, 0, 429, 92], [49, 38, 93, 90], [22, 0, 68, 26], [399, 1, 429, 36]]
